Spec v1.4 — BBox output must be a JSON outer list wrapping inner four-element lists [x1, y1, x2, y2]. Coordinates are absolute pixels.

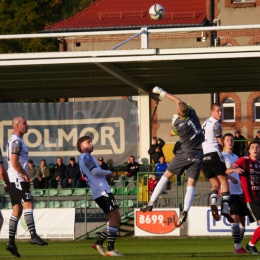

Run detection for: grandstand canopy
[[1, 44, 260, 101]]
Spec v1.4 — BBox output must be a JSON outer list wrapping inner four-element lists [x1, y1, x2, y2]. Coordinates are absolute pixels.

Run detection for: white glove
[[153, 86, 167, 97], [172, 114, 178, 125]]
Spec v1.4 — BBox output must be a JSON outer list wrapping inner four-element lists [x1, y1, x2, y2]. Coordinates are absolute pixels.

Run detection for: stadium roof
[[43, 0, 207, 32]]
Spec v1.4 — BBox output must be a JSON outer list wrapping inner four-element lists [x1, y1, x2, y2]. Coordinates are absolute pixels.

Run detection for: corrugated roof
[[44, 0, 207, 32]]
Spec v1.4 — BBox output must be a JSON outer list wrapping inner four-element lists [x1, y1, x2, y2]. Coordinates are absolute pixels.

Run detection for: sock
[[250, 226, 260, 245], [9, 215, 19, 245], [24, 208, 37, 237], [107, 226, 118, 251], [149, 176, 168, 205], [231, 223, 241, 249], [239, 224, 245, 243], [95, 225, 108, 245], [183, 186, 195, 212], [210, 190, 218, 205], [221, 191, 230, 203]]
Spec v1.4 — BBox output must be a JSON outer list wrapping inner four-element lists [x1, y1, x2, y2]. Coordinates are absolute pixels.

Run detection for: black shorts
[[202, 152, 227, 179], [9, 182, 32, 206], [167, 149, 203, 181], [95, 191, 119, 214], [224, 194, 248, 216], [247, 200, 260, 223]]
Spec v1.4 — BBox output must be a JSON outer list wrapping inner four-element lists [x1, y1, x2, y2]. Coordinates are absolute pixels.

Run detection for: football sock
[[107, 226, 118, 251], [149, 176, 168, 205], [9, 215, 19, 245], [210, 190, 218, 205], [183, 186, 195, 212], [250, 226, 260, 245], [24, 209, 37, 237], [95, 225, 108, 245], [221, 191, 230, 203], [231, 223, 241, 249], [239, 224, 245, 242]]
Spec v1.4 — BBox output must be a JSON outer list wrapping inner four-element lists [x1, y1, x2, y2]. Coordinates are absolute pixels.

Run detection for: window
[[254, 97, 260, 121], [222, 98, 235, 122]]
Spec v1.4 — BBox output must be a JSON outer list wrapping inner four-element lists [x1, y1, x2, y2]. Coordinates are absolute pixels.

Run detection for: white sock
[[183, 186, 195, 212], [148, 176, 169, 205]]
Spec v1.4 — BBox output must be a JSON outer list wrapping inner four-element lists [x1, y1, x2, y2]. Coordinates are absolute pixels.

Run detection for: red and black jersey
[[233, 156, 260, 203]]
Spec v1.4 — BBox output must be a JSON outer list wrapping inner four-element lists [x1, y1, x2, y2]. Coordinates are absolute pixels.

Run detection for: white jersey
[[79, 153, 111, 200], [6, 134, 28, 182], [202, 116, 222, 154], [222, 151, 242, 195]]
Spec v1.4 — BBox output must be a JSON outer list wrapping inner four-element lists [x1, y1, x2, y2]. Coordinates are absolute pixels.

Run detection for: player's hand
[[152, 86, 167, 97], [23, 174, 30, 182], [107, 173, 114, 179], [233, 167, 244, 174]]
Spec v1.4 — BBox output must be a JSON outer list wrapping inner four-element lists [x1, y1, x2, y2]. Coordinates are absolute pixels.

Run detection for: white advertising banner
[[0, 208, 75, 240], [188, 206, 259, 236], [134, 208, 181, 236]]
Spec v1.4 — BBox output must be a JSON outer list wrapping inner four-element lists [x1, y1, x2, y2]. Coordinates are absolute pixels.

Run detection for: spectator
[[27, 159, 37, 189], [49, 157, 66, 188], [63, 157, 81, 188], [254, 130, 260, 141], [148, 137, 165, 164], [148, 174, 158, 195], [154, 156, 168, 178], [233, 130, 248, 157], [125, 155, 139, 181], [36, 159, 51, 189]]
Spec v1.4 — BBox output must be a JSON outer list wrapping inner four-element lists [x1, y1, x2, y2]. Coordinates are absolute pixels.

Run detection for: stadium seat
[[76, 200, 89, 208], [58, 189, 73, 196], [119, 199, 134, 208], [61, 200, 75, 208], [72, 188, 87, 196], [116, 187, 130, 195], [48, 201, 60, 208], [31, 189, 44, 197], [34, 201, 46, 209], [110, 187, 116, 195], [89, 201, 99, 209], [130, 186, 138, 195], [87, 189, 92, 196], [3, 202, 12, 209], [2, 191, 10, 197], [44, 189, 58, 197]]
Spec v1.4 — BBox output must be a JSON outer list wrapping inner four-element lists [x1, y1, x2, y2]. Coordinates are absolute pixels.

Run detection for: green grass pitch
[[0, 237, 255, 259]]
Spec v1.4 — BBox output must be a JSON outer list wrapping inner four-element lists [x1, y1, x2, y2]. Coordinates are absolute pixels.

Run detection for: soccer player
[[77, 136, 123, 257], [5, 116, 48, 258], [222, 133, 247, 254], [0, 147, 11, 231], [140, 86, 204, 227], [226, 141, 260, 254], [201, 103, 233, 223]]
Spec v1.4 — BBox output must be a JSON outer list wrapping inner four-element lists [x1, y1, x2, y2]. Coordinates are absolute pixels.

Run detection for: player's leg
[[246, 202, 260, 254], [6, 203, 22, 257], [0, 210, 3, 231], [208, 176, 221, 221]]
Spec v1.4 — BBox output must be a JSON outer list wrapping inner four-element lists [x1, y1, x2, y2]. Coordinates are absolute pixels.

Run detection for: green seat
[[58, 189, 72, 196], [61, 200, 75, 208], [2, 191, 10, 197], [72, 188, 87, 196], [130, 186, 138, 195], [89, 201, 99, 209], [76, 200, 89, 208], [3, 202, 12, 209], [31, 189, 44, 197], [116, 187, 130, 195], [110, 187, 116, 195], [119, 199, 134, 208], [48, 201, 60, 208], [87, 189, 92, 196], [34, 201, 46, 208], [44, 189, 58, 197]]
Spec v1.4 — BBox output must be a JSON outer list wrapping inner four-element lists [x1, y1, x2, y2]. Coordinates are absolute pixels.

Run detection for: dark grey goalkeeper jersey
[[172, 106, 204, 150]]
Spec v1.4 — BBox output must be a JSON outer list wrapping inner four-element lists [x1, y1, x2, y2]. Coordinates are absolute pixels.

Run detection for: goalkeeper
[[140, 86, 204, 227]]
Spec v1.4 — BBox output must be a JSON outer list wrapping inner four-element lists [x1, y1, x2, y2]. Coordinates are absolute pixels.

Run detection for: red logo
[[136, 210, 178, 234]]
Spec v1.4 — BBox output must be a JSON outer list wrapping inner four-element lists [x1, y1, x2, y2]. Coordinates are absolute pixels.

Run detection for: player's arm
[[213, 122, 224, 149], [152, 86, 182, 104], [11, 153, 28, 177], [226, 165, 244, 174]]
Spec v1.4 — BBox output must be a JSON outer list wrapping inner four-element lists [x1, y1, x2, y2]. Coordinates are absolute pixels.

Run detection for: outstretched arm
[[153, 86, 182, 104]]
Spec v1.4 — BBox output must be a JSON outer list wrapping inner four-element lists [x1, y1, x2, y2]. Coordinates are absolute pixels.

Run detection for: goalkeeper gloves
[[152, 86, 167, 97]]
